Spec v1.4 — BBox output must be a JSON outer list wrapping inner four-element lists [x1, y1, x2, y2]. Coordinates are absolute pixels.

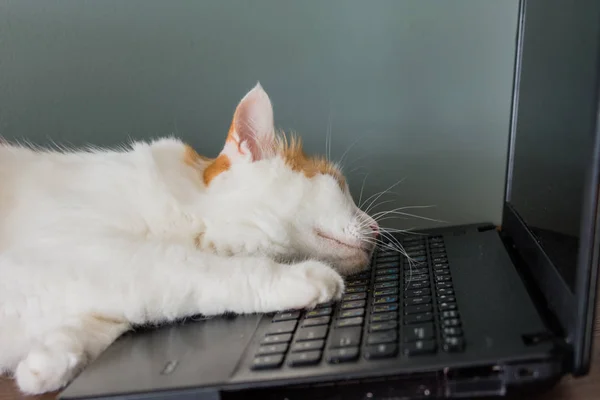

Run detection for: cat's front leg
[[127, 251, 345, 322]]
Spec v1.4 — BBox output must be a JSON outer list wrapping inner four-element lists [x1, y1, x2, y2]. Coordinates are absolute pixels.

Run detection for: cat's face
[[197, 84, 379, 276]]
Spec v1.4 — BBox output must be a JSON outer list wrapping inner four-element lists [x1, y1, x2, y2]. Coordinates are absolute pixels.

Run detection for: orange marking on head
[[184, 144, 212, 165], [278, 135, 345, 188], [203, 154, 231, 185]]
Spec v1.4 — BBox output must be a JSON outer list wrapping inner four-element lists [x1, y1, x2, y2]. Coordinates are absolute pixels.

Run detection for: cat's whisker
[[326, 112, 333, 162], [360, 183, 403, 210], [361, 234, 411, 261], [379, 227, 427, 236], [370, 205, 437, 219], [348, 166, 368, 175], [363, 199, 399, 215], [373, 210, 446, 224], [361, 178, 407, 213], [345, 151, 374, 172], [338, 137, 362, 169], [358, 173, 369, 210]]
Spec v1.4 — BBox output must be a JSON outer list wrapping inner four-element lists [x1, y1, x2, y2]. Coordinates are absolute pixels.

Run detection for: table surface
[[2, 297, 599, 400]]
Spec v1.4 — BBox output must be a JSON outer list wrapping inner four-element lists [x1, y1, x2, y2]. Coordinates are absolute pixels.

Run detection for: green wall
[[0, 0, 520, 230]]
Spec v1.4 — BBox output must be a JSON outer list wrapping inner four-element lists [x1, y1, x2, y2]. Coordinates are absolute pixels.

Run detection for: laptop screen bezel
[[502, 0, 600, 376]]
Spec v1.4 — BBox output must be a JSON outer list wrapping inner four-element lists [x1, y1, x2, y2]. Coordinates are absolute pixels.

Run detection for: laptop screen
[[507, 0, 600, 293]]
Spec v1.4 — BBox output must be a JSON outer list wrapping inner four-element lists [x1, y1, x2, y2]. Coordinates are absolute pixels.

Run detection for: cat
[[0, 83, 379, 395]]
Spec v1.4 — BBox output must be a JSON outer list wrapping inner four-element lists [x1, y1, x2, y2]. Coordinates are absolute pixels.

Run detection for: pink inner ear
[[227, 83, 276, 162]]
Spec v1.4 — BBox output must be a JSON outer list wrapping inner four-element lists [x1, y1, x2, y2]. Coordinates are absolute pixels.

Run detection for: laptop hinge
[[498, 228, 571, 356]]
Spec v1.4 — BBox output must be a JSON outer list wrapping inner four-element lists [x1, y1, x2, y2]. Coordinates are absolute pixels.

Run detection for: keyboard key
[[441, 311, 459, 319], [371, 312, 397, 322], [405, 304, 432, 314], [372, 304, 399, 313], [261, 333, 292, 345], [405, 288, 431, 297], [442, 318, 461, 328], [329, 327, 362, 348], [272, 311, 300, 322], [438, 295, 456, 303], [327, 347, 360, 363], [267, 320, 297, 335], [443, 337, 465, 352], [439, 302, 457, 311], [339, 309, 365, 318], [403, 274, 429, 282], [347, 279, 369, 286], [407, 281, 430, 289], [370, 321, 397, 332], [404, 268, 428, 276], [288, 350, 322, 367], [373, 296, 398, 305], [335, 317, 364, 328], [343, 293, 367, 301], [256, 343, 288, 355], [403, 340, 436, 356], [306, 308, 333, 318], [437, 288, 454, 296], [376, 267, 400, 276], [364, 343, 398, 360], [346, 286, 367, 294], [296, 326, 328, 341], [406, 250, 426, 257], [436, 282, 452, 289], [302, 316, 330, 327], [291, 340, 325, 352], [375, 274, 399, 282], [315, 302, 334, 309], [374, 288, 398, 296], [251, 354, 284, 370], [405, 296, 432, 306], [341, 300, 366, 310], [402, 323, 435, 342], [366, 331, 397, 345], [443, 327, 463, 337], [376, 258, 399, 265], [375, 281, 397, 289], [404, 312, 433, 324]]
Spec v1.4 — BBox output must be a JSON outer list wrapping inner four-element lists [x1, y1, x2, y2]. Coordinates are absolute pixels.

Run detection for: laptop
[[59, 1, 600, 399]]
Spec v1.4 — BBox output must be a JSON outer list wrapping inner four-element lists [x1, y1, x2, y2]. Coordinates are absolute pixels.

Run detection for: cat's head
[[196, 83, 379, 276]]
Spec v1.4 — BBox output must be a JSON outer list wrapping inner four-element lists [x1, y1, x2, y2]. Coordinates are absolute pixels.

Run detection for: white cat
[[0, 83, 379, 395]]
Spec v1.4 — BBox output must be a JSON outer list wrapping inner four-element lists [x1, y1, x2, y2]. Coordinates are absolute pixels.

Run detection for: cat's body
[[0, 84, 378, 395]]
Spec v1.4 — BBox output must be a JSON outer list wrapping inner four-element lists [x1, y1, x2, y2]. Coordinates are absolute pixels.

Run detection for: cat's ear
[[220, 83, 276, 163]]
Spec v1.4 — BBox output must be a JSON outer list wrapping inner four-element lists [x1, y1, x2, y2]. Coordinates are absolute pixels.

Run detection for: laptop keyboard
[[250, 235, 465, 370]]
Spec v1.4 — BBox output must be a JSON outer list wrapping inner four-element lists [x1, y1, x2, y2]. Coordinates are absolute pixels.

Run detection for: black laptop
[[59, 1, 600, 399]]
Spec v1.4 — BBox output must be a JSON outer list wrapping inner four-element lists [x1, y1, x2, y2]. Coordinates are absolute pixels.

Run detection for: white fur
[[0, 84, 378, 394]]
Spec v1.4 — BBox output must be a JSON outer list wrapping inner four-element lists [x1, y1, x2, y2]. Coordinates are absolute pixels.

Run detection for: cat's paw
[[15, 346, 84, 395], [271, 260, 344, 310]]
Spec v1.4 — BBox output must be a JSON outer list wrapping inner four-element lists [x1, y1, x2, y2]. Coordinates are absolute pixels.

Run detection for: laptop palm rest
[[60, 314, 262, 399]]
